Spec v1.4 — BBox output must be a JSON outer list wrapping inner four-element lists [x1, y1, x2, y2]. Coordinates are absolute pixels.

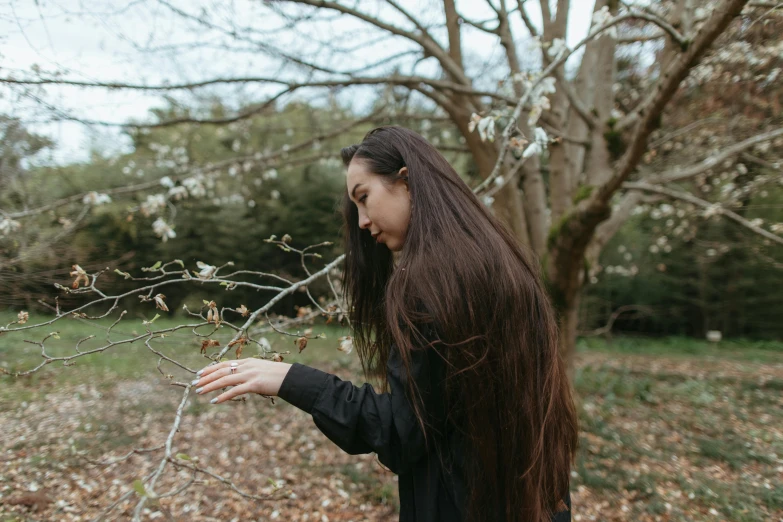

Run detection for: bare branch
[[1, 179, 163, 219], [625, 7, 688, 46], [595, 0, 751, 204], [277, 0, 470, 85], [623, 181, 783, 246], [6, 75, 512, 128], [644, 127, 783, 184], [517, 0, 540, 37], [578, 305, 654, 337]]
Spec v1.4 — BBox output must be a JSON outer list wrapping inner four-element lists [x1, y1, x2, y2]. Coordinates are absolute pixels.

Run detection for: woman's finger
[[194, 365, 246, 390], [211, 382, 253, 404], [196, 358, 247, 378], [195, 372, 246, 395]]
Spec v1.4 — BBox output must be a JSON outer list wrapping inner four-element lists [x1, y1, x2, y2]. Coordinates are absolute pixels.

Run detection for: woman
[[193, 126, 578, 521]]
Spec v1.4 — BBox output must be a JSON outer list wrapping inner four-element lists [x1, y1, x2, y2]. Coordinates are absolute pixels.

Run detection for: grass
[[0, 310, 357, 402], [572, 337, 783, 520], [577, 334, 783, 363], [3, 309, 783, 520]]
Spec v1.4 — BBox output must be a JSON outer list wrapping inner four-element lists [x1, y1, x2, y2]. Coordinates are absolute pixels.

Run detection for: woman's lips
[[376, 232, 383, 243]]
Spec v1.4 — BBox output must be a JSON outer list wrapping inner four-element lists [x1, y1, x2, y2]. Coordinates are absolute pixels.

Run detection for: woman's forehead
[[346, 160, 372, 189]]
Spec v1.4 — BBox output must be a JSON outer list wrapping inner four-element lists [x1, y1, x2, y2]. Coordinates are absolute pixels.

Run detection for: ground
[[1, 312, 781, 521]]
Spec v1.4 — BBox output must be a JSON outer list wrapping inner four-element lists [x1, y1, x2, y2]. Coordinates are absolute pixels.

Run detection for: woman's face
[[346, 159, 411, 252]]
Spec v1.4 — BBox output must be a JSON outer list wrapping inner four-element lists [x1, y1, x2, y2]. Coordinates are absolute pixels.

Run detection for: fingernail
[[210, 398, 218, 404], [191, 379, 200, 385], [196, 387, 203, 394], [196, 369, 204, 376]]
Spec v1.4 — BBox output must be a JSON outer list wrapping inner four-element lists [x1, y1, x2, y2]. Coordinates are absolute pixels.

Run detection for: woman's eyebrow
[[351, 183, 364, 201]]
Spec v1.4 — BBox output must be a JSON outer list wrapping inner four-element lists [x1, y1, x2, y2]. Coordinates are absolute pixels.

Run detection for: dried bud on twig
[[17, 311, 29, 324], [200, 339, 220, 354], [153, 294, 169, 312], [295, 336, 308, 353], [228, 337, 248, 358], [203, 300, 219, 325], [272, 353, 284, 362], [70, 265, 89, 289], [236, 304, 249, 317]]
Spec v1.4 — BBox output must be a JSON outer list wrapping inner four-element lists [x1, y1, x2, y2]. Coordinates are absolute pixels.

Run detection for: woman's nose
[[358, 212, 371, 229]]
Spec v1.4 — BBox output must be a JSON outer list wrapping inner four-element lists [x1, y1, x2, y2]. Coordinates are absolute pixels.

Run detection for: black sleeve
[[277, 324, 444, 475]]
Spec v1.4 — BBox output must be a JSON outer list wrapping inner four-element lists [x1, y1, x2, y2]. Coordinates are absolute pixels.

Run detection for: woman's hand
[[192, 358, 293, 404]]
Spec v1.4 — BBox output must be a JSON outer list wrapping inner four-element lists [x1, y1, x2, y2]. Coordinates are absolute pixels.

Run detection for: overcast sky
[[1, 0, 596, 165]]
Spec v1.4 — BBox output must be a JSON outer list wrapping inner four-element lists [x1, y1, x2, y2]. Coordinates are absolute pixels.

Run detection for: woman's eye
[[359, 194, 367, 203]]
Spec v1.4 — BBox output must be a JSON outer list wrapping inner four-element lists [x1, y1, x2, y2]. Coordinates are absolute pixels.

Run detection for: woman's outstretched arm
[[278, 325, 445, 475]]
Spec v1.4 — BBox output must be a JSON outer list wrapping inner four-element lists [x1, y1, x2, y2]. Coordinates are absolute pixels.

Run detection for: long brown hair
[[339, 126, 577, 521]]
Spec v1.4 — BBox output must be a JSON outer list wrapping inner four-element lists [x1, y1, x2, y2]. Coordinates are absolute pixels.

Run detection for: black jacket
[[278, 325, 572, 521]]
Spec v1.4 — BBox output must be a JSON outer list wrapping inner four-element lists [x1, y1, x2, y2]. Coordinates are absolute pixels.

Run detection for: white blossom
[[522, 142, 542, 159], [534, 127, 548, 144], [547, 38, 568, 60], [483, 195, 495, 207], [167, 186, 188, 200], [263, 169, 278, 181], [475, 116, 496, 142], [152, 218, 176, 242], [468, 113, 481, 133], [535, 77, 557, 96], [702, 204, 722, 218], [196, 261, 216, 279], [528, 97, 550, 126], [141, 194, 167, 216], [257, 337, 272, 355], [0, 217, 22, 237], [159, 176, 175, 188], [591, 6, 618, 39], [337, 336, 353, 355], [182, 176, 207, 198], [270, 190, 281, 200], [82, 191, 112, 206]]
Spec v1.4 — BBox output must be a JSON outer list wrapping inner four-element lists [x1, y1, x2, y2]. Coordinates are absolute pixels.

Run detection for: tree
[[2, 0, 781, 362]]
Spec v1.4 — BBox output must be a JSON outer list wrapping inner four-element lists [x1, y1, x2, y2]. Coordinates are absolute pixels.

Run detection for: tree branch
[[517, 0, 540, 37], [278, 0, 471, 85], [643, 127, 783, 184], [7, 75, 512, 128], [623, 181, 783, 246], [594, 0, 751, 205]]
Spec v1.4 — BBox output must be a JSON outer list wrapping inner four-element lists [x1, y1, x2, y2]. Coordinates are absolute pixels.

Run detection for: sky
[[1, 0, 596, 165]]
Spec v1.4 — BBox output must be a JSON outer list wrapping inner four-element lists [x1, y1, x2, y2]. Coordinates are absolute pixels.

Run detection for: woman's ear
[[399, 166, 409, 192]]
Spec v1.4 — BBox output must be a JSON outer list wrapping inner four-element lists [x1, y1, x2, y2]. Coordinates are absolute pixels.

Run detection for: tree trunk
[[559, 290, 581, 374], [492, 173, 531, 247]]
